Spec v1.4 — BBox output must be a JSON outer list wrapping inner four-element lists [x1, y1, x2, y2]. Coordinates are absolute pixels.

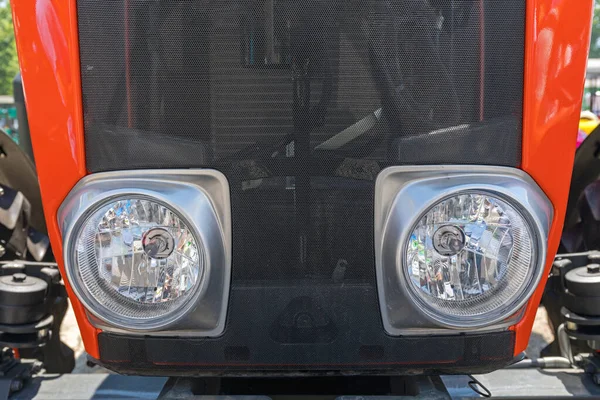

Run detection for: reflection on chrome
[[406, 193, 533, 316], [77, 199, 202, 306]]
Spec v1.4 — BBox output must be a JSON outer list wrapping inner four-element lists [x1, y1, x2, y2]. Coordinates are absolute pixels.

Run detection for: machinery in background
[[528, 251, 600, 385], [530, 110, 600, 387], [560, 124, 600, 254], [0, 122, 74, 397]]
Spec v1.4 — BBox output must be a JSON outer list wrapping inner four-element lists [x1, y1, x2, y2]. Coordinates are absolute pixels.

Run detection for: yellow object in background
[[579, 110, 600, 134]]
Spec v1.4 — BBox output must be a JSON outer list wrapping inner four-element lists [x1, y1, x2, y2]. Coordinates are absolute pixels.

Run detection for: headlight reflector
[[405, 192, 535, 325], [75, 197, 204, 325]]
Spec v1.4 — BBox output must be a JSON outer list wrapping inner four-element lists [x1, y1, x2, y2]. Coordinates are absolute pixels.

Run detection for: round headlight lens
[[405, 192, 536, 325], [74, 197, 204, 327]]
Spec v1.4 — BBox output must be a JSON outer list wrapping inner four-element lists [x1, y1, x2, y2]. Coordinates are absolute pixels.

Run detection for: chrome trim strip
[[375, 166, 553, 334], [58, 169, 231, 336]]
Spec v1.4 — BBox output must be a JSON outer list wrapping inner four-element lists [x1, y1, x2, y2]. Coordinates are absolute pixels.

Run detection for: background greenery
[[0, 1, 17, 96], [591, 1, 600, 59]]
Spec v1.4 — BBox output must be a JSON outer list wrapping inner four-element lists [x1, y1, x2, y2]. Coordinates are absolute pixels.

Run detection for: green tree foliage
[[591, 0, 600, 58], [0, 1, 17, 96]]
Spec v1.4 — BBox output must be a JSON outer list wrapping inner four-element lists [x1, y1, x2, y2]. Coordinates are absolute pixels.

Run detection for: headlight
[[76, 197, 204, 321], [60, 170, 231, 334], [375, 166, 552, 334], [405, 192, 535, 326]]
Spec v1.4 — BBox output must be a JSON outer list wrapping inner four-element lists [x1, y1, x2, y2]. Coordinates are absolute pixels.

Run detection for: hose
[[558, 323, 575, 365], [506, 356, 573, 369]]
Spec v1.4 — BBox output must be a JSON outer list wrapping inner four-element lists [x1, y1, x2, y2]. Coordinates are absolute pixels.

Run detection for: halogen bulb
[[432, 225, 466, 256], [142, 227, 176, 259], [406, 192, 535, 319]]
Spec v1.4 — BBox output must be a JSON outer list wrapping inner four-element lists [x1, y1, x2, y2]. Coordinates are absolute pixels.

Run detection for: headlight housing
[[375, 166, 552, 333], [60, 170, 231, 334]]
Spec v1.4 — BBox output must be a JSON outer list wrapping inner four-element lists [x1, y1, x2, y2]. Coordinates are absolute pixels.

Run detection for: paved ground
[[60, 301, 556, 374], [526, 305, 555, 358], [60, 302, 105, 373]]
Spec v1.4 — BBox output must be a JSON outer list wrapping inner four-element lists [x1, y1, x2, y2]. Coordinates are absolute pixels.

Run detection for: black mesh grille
[[78, 0, 526, 371], [79, 0, 524, 171]]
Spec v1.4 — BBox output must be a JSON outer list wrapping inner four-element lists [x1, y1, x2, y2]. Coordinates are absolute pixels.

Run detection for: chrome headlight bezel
[[59, 170, 231, 335], [375, 166, 552, 334]]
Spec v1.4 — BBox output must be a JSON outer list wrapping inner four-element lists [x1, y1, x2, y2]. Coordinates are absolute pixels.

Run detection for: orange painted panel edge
[[515, 0, 593, 355], [11, 0, 100, 358]]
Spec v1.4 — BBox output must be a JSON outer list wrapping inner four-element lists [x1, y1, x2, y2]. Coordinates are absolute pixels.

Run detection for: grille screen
[[79, 0, 524, 171], [78, 0, 525, 369]]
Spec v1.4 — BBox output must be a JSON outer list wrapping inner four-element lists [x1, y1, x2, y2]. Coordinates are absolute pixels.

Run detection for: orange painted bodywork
[[9, 0, 593, 361], [10, 0, 99, 357], [515, 0, 594, 355]]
